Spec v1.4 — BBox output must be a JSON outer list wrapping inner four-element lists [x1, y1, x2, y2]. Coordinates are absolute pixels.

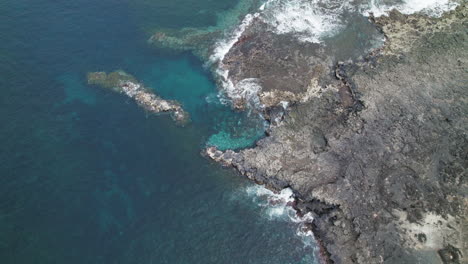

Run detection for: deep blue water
[[0, 0, 317, 263]]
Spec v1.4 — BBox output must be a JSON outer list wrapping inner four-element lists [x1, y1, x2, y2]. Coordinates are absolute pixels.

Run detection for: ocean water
[[1, 0, 458, 263], [0, 0, 315, 263]]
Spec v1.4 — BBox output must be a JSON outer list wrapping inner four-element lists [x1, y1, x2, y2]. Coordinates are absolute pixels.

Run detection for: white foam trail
[[261, 0, 352, 43], [365, 0, 459, 17], [244, 185, 316, 247], [257, 0, 459, 44], [246, 185, 295, 218], [210, 13, 258, 64], [209, 12, 263, 106], [209, 0, 459, 106], [260, 0, 459, 43]]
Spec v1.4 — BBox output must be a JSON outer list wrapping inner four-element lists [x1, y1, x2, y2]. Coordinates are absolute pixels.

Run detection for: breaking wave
[[209, 0, 459, 106], [210, 0, 459, 50], [209, 13, 263, 106], [260, 0, 459, 43], [364, 0, 459, 17], [244, 185, 317, 247], [261, 0, 352, 43]]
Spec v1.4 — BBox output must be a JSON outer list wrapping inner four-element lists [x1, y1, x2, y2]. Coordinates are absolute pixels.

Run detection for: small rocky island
[[87, 71, 189, 124], [205, 3, 467, 264]]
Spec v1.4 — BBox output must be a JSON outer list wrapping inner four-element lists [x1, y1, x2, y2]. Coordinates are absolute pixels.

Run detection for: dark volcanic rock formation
[[221, 19, 334, 108], [87, 71, 189, 124], [207, 4, 468, 264], [218, 6, 383, 110]]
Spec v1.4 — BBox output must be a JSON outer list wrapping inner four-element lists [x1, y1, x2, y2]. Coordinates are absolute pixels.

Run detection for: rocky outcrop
[[221, 18, 335, 108], [370, 2, 468, 56], [87, 71, 189, 124], [207, 3, 468, 264]]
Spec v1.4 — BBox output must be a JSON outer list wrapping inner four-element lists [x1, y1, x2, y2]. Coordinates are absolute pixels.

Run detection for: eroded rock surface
[[207, 4, 468, 264], [221, 19, 334, 108], [87, 71, 189, 124]]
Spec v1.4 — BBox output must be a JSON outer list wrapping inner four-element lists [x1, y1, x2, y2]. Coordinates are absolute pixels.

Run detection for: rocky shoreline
[[206, 3, 467, 264], [87, 71, 189, 125]]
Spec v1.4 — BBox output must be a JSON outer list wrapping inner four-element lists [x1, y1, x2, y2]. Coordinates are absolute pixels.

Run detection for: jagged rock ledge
[[206, 3, 467, 264], [87, 71, 189, 125]]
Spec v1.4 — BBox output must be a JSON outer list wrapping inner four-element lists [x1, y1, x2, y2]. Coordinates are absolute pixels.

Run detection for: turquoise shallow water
[[0, 0, 316, 263]]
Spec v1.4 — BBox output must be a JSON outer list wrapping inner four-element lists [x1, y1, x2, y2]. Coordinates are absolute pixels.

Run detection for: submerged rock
[[87, 71, 189, 125], [206, 3, 468, 264], [148, 29, 221, 59], [147, 0, 264, 60]]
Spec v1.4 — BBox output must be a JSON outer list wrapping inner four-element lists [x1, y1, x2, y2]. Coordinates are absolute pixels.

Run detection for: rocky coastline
[[87, 71, 189, 125], [206, 3, 467, 264]]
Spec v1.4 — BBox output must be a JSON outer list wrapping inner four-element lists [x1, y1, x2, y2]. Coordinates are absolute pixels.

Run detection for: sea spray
[[260, 0, 460, 43], [244, 185, 318, 250], [260, 0, 352, 43], [209, 0, 460, 107], [364, 0, 460, 17], [210, 13, 262, 107], [204, 4, 269, 150]]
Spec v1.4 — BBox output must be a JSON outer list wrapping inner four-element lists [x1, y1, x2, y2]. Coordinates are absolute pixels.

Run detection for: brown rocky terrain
[[221, 18, 335, 108]]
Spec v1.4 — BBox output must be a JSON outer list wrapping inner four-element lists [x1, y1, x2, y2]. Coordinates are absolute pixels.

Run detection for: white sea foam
[[261, 0, 352, 43], [210, 0, 459, 106], [246, 185, 295, 218], [244, 185, 316, 248], [365, 0, 459, 17], [210, 13, 258, 64], [210, 13, 262, 105], [259, 0, 459, 43]]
